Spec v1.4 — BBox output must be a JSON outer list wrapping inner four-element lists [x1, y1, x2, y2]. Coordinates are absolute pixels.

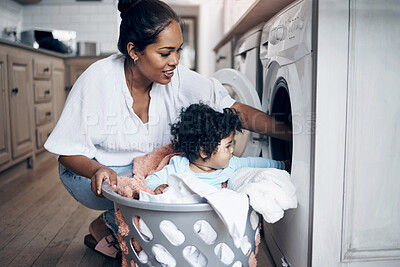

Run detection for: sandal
[[84, 233, 122, 260]]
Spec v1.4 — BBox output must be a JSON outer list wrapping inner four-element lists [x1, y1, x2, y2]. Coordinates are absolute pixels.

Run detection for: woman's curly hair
[[171, 103, 242, 162]]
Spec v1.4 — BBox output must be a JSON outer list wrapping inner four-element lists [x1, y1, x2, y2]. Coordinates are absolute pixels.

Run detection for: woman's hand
[[59, 155, 118, 198], [91, 166, 118, 197], [231, 102, 292, 142]]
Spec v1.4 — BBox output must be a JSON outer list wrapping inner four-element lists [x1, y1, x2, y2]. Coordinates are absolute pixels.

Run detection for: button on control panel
[[269, 25, 287, 45]]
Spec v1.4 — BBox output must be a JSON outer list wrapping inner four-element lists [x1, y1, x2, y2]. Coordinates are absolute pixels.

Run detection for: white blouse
[[44, 54, 236, 166]]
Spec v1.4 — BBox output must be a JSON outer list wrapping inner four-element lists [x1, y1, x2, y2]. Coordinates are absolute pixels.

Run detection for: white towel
[[139, 177, 204, 204], [152, 244, 176, 267], [183, 246, 208, 267], [228, 167, 297, 223]]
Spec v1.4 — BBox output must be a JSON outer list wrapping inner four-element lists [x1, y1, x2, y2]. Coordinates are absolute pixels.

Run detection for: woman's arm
[[231, 102, 292, 142], [59, 155, 117, 197]]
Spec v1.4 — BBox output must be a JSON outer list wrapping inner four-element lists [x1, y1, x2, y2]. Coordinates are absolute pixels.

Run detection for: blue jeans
[[59, 161, 133, 235]]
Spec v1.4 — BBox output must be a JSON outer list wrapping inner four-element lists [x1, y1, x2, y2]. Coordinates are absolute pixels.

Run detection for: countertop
[[0, 38, 110, 59]]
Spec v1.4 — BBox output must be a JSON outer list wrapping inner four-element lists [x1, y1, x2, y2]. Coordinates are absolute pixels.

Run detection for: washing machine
[[233, 24, 264, 100], [211, 24, 265, 158], [259, 0, 314, 266], [212, 68, 262, 158], [215, 40, 234, 71]]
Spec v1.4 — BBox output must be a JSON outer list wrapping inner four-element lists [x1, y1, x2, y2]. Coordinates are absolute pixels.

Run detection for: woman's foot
[[84, 234, 121, 260], [89, 215, 113, 242], [85, 215, 121, 260]]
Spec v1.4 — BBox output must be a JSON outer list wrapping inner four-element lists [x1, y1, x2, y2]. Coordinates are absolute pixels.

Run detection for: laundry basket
[[102, 183, 260, 267]]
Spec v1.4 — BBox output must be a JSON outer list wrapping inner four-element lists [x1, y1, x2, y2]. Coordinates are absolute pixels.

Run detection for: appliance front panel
[[212, 68, 262, 157], [261, 55, 313, 267]]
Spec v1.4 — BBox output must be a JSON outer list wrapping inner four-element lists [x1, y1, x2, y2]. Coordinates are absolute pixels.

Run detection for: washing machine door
[[212, 68, 262, 157]]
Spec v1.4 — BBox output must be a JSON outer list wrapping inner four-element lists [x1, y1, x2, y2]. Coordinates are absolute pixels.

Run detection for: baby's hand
[[154, 184, 168, 194]]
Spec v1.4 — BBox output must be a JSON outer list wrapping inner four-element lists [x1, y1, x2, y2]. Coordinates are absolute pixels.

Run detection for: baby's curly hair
[[171, 103, 242, 162]]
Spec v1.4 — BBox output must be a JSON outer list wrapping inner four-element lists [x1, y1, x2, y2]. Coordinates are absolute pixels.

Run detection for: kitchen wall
[[23, 0, 119, 55], [0, 0, 248, 77], [197, 1, 223, 77], [0, 0, 23, 41]]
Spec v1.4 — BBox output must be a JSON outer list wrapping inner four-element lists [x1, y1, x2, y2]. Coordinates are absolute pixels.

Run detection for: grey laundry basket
[[102, 183, 259, 267]]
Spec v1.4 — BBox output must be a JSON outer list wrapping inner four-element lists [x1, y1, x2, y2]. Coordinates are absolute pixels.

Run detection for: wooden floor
[[0, 152, 275, 267]]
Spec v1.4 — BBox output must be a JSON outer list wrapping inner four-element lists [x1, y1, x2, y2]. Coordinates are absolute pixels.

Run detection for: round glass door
[[269, 78, 293, 161]]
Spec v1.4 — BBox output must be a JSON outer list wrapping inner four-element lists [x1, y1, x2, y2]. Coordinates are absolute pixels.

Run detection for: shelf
[[213, 0, 295, 52]]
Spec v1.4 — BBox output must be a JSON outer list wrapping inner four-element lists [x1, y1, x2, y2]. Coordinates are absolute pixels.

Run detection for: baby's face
[[205, 133, 234, 169]]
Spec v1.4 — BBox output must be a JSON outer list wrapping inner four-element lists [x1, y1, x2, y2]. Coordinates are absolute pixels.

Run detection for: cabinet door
[[65, 57, 103, 89], [0, 53, 11, 166], [52, 60, 66, 122], [7, 55, 33, 159], [314, 0, 400, 266]]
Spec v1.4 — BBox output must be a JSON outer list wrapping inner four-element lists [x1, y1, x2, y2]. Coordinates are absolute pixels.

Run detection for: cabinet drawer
[[33, 59, 51, 79], [33, 80, 52, 103], [35, 103, 53, 126], [36, 124, 53, 149]]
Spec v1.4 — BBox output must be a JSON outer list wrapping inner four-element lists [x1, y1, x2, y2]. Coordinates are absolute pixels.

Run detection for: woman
[[45, 0, 291, 259]]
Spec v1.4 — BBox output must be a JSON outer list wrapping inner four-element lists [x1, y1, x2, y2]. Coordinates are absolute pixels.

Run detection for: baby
[[145, 103, 289, 194]]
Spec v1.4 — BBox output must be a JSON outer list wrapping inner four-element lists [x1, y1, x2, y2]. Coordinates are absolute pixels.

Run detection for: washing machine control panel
[[269, 25, 287, 45], [263, 0, 311, 62], [270, 17, 304, 45]]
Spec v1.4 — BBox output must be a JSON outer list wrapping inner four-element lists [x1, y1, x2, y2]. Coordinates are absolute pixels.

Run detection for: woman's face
[[135, 20, 183, 85]]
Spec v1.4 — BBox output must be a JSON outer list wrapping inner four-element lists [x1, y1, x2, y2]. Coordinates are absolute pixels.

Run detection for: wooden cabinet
[[0, 45, 35, 172], [65, 57, 104, 90], [7, 55, 34, 159], [0, 53, 11, 166], [33, 58, 52, 80], [31, 54, 56, 153], [33, 80, 53, 103], [52, 59, 66, 122], [0, 42, 65, 172]]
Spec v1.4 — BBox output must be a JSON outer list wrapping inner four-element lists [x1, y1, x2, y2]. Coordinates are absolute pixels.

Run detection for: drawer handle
[[11, 87, 19, 94], [43, 67, 49, 72], [46, 112, 52, 116], [44, 90, 51, 94]]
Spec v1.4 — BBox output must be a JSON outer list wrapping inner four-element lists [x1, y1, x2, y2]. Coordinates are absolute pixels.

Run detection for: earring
[[133, 57, 138, 65]]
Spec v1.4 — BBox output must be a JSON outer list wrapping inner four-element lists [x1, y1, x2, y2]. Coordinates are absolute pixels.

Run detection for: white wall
[[0, 0, 23, 41], [22, 0, 119, 54], [0, 0, 232, 77], [169, 0, 225, 77], [197, 0, 224, 77]]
